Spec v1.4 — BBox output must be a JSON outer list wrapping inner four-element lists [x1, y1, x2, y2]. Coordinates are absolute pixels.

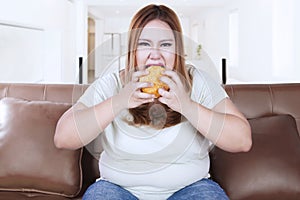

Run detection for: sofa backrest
[[225, 83, 300, 135], [0, 83, 87, 103], [2, 83, 298, 129]]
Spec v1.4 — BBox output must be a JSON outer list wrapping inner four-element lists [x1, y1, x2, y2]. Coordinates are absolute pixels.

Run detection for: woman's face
[[136, 19, 176, 71]]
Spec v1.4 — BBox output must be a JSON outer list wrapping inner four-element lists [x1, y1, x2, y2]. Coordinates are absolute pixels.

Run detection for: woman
[[54, 4, 251, 200]]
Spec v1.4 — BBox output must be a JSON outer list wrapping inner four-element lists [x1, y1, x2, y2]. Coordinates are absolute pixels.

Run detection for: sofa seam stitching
[[43, 84, 46, 101], [5, 85, 9, 97], [268, 85, 274, 115]]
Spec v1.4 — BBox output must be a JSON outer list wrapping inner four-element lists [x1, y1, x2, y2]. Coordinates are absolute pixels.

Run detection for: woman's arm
[[54, 97, 123, 150], [158, 70, 252, 153], [54, 70, 154, 150], [182, 98, 252, 152]]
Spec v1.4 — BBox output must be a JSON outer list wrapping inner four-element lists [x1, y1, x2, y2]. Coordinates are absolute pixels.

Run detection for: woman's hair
[[125, 4, 192, 128]]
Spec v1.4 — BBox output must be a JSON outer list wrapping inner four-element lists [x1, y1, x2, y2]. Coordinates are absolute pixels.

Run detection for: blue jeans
[[83, 178, 229, 200]]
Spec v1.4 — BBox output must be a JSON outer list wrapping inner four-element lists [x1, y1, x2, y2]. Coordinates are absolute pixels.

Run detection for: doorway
[[88, 17, 95, 83]]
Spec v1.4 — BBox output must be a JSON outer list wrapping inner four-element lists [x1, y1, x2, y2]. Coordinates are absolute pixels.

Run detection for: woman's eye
[[161, 43, 172, 47], [138, 42, 150, 47]]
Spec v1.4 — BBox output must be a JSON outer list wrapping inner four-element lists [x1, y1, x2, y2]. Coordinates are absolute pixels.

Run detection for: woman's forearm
[[54, 96, 125, 150], [182, 99, 252, 153]]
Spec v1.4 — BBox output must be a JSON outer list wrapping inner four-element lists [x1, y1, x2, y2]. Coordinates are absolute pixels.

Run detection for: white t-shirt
[[78, 67, 228, 200]]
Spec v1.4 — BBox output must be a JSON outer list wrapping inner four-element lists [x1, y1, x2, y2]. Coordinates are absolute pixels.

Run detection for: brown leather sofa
[[0, 83, 300, 199]]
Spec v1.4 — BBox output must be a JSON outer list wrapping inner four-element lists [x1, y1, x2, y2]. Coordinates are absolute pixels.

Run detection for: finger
[[124, 82, 152, 100], [158, 88, 172, 99], [136, 98, 154, 105], [135, 90, 155, 99], [132, 92, 154, 105], [135, 82, 153, 90], [132, 70, 149, 82], [158, 96, 168, 105], [162, 70, 182, 85], [142, 98, 155, 104], [160, 75, 176, 89]]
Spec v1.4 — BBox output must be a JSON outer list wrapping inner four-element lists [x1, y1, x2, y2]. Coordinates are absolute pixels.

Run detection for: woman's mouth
[[145, 64, 165, 68]]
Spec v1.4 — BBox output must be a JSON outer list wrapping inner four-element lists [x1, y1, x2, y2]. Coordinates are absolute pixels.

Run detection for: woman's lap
[[82, 179, 138, 200], [83, 178, 229, 200], [167, 178, 229, 200]]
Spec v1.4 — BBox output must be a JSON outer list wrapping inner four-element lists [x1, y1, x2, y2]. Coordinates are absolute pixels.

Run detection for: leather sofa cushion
[[0, 191, 79, 200], [210, 115, 300, 200], [0, 97, 82, 197]]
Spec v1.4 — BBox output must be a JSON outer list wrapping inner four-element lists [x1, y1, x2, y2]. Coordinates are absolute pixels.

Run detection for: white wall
[[225, 0, 299, 83], [93, 17, 130, 77], [272, 0, 297, 81], [0, 23, 45, 82], [190, 7, 228, 81], [1, 0, 298, 83], [192, 0, 299, 83], [296, 0, 300, 72], [227, 0, 273, 82], [0, 0, 78, 83]]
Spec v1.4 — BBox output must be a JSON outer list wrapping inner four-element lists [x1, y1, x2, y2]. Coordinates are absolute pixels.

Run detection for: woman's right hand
[[115, 70, 155, 109]]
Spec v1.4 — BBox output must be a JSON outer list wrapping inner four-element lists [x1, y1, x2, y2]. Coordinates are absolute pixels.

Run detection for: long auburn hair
[[125, 4, 192, 128]]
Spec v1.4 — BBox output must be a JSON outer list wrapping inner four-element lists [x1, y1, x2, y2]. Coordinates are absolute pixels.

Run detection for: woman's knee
[[83, 180, 138, 200], [168, 178, 229, 200]]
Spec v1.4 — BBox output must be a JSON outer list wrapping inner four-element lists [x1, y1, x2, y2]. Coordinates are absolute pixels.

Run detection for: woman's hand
[[116, 70, 155, 109], [158, 70, 192, 114]]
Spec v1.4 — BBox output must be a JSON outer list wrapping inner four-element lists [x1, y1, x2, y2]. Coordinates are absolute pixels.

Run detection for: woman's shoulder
[[93, 71, 122, 87], [186, 64, 228, 108], [87, 71, 122, 98], [186, 64, 213, 84]]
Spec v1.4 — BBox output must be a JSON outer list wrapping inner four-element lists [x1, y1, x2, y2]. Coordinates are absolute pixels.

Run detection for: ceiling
[[87, 0, 231, 19]]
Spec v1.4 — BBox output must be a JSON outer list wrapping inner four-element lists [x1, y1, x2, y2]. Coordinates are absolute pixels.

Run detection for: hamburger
[[139, 65, 169, 98]]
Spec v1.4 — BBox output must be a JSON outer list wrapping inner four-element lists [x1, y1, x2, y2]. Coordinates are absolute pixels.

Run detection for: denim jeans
[[167, 178, 229, 200], [83, 178, 229, 200]]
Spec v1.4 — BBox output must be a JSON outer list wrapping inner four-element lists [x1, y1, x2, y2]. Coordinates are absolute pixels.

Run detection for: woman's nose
[[149, 48, 162, 60]]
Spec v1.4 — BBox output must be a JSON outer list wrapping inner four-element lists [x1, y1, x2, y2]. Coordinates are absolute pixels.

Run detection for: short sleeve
[[77, 73, 121, 107], [190, 68, 228, 109]]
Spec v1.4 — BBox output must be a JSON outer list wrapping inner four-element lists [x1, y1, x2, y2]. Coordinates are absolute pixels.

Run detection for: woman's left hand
[[158, 70, 191, 114]]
